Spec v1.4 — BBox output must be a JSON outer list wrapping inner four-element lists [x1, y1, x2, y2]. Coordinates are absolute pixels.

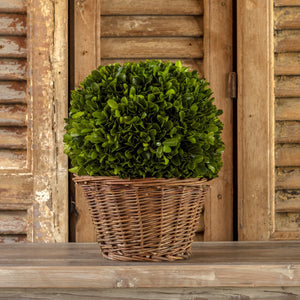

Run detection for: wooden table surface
[[0, 241, 300, 289]]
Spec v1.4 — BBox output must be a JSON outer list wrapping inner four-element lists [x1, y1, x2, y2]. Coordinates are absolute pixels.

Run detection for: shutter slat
[[0, 0, 26, 13], [0, 59, 26, 80], [0, 211, 27, 235], [275, 30, 300, 53], [276, 98, 300, 120], [0, 37, 26, 58], [0, 149, 27, 170], [0, 104, 26, 126], [276, 167, 300, 189], [275, 0, 300, 6], [275, 7, 300, 29], [0, 81, 26, 104], [0, 127, 26, 149], [276, 144, 300, 166], [275, 53, 300, 75], [0, 14, 26, 36], [275, 76, 300, 97]]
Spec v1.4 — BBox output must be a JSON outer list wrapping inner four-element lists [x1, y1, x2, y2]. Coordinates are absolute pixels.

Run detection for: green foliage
[[64, 60, 224, 179]]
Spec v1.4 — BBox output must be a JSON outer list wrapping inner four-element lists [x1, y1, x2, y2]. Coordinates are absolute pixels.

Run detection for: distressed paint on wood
[[275, 212, 300, 231], [0, 235, 26, 244], [0, 59, 26, 80], [101, 38, 203, 59], [0, 210, 27, 234], [0, 104, 27, 126], [276, 144, 300, 166], [101, 16, 203, 37], [0, 149, 27, 170], [0, 13, 26, 35], [276, 121, 300, 143], [101, 0, 204, 15], [276, 167, 300, 189], [275, 98, 300, 120], [275, 53, 300, 75], [0, 81, 26, 104], [274, 7, 300, 29], [0, 127, 26, 149], [0, 37, 26, 58], [0, 1, 26, 13]]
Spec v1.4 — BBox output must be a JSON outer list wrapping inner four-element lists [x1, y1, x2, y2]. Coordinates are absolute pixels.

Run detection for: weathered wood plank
[[276, 167, 300, 189], [0, 37, 26, 58], [0, 210, 27, 234], [0, 149, 26, 170], [0, 0, 26, 13], [274, 7, 300, 29], [275, 212, 300, 231], [0, 13, 26, 35], [0, 59, 26, 80], [101, 37, 203, 59], [0, 175, 33, 204], [275, 76, 300, 97], [276, 98, 300, 120], [101, 59, 203, 75], [0, 235, 26, 244], [275, 0, 300, 6], [0, 81, 26, 104], [2, 287, 300, 299], [275, 30, 300, 53], [0, 127, 27, 149], [101, 0, 204, 15], [0, 104, 26, 126], [1, 242, 300, 288], [275, 53, 300, 75], [101, 16, 203, 37], [276, 121, 300, 143], [276, 144, 300, 166], [276, 201, 300, 213]]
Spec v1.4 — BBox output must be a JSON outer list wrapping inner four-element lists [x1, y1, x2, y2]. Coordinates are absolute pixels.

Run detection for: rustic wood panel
[[275, 76, 300, 97], [275, 98, 300, 119], [275, 212, 300, 231], [274, 7, 300, 29], [276, 144, 300, 166], [101, 16, 203, 37], [0, 210, 27, 234], [0, 175, 33, 203], [101, 38, 203, 59], [101, 59, 204, 75], [275, 30, 300, 53], [276, 167, 300, 189], [0, 235, 26, 244], [275, 121, 300, 143], [0, 13, 26, 35], [275, 53, 300, 75], [0, 81, 26, 104], [275, 0, 300, 6], [0, 59, 26, 80], [0, 149, 26, 170], [0, 0, 26, 13], [101, 0, 204, 15], [237, 1, 274, 240], [0, 104, 26, 126], [0, 127, 26, 149], [276, 201, 300, 213], [0, 37, 26, 58], [1, 242, 300, 288], [276, 190, 300, 212], [1, 287, 300, 300]]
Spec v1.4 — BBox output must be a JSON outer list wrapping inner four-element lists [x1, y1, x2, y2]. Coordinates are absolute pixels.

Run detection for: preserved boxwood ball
[[64, 60, 224, 179]]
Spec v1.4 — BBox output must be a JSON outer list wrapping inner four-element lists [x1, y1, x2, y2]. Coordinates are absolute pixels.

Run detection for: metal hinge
[[229, 72, 237, 99]]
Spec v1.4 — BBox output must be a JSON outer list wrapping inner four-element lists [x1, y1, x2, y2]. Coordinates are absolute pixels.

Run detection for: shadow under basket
[[74, 176, 207, 262]]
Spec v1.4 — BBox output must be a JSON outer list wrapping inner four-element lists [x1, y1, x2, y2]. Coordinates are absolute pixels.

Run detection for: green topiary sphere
[[64, 60, 224, 179]]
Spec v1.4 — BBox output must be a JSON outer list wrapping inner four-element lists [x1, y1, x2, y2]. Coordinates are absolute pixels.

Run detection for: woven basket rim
[[73, 175, 208, 186]]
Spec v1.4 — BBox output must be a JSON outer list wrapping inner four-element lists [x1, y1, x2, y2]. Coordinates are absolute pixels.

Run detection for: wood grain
[[0, 0, 26, 13], [275, 76, 300, 98], [101, 16, 203, 37], [101, 37, 203, 59], [276, 190, 300, 213], [276, 144, 300, 166], [0, 104, 26, 126], [275, 30, 300, 53], [101, 0, 204, 15], [0, 127, 27, 149], [0, 210, 27, 234], [0, 37, 26, 58], [276, 167, 300, 189], [0, 59, 26, 80], [0, 81, 26, 104], [237, 0, 274, 240], [0, 13, 26, 35], [275, 98, 300, 120], [275, 0, 300, 6], [1, 242, 300, 288], [275, 212, 300, 231], [274, 7, 300, 29], [0, 149, 26, 170], [275, 121, 300, 143], [275, 53, 300, 75], [276, 201, 300, 213]]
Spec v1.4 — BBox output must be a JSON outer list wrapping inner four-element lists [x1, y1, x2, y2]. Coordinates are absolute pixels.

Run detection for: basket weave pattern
[[74, 176, 207, 262]]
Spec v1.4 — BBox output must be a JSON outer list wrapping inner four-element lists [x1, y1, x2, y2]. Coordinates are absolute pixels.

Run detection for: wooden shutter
[[73, 0, 233, 242], [238, 0, 300, 240], [0, 1, 68, 243]]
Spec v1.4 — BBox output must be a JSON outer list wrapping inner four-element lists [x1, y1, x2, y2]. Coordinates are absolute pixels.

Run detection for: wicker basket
[[74, 176, 207, 262]]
